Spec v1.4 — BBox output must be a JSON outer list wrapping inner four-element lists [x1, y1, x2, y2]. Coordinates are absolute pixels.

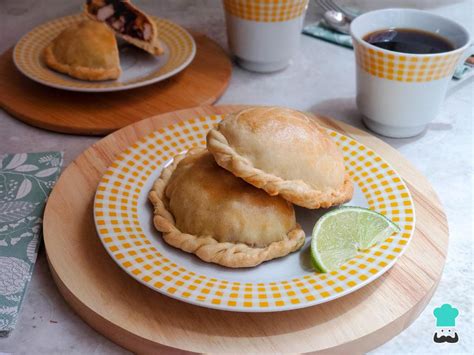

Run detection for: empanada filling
[[87, 0, 153, 41]]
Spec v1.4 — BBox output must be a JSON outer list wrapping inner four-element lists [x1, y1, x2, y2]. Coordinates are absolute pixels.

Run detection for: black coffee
[[363, 28, 455, 54]]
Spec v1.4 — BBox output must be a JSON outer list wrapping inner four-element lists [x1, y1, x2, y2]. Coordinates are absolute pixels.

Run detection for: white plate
[[13, 14, 196, 92], [93, 114, 416, 312]]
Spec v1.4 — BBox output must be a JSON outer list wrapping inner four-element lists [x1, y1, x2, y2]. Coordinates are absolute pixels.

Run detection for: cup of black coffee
[[350, 9, 473, 138], [363, 28, 455, 54]]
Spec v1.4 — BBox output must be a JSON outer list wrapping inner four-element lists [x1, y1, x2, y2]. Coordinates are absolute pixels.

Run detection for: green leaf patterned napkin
[[453, 59, 474, 80], [303, 21, 354, 48], [0, 152, 63, 337]]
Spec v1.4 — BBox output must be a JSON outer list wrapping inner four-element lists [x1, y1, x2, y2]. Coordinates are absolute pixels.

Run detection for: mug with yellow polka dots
[[350, 9, 473, 138]]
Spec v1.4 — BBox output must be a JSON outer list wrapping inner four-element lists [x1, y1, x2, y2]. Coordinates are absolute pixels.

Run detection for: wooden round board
[[43, 105, 448, 354], [0, 34, 231, 135]]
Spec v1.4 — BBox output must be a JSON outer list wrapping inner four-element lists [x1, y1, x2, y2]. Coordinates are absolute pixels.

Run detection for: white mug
[[350, 9, 473, 138], [223, 0, 308, 73]]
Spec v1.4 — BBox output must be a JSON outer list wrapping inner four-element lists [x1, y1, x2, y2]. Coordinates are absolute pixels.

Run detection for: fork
[[315, 0, 358, 21]]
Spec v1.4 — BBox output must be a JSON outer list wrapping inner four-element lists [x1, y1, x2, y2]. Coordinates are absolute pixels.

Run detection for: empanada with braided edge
[[207, 107, 353, 209], [148, 148, 305, 268]]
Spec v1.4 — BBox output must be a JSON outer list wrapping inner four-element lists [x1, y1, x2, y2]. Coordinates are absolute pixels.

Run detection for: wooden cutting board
[[42, 105, 448, 354], [0, 34, 231, 135]]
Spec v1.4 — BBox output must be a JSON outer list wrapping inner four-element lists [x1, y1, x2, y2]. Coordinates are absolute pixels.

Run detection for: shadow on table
[[309, 97, 455, 150]]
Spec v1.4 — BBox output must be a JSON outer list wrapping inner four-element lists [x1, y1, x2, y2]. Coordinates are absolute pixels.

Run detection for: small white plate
[[13, 14, 196, 92]]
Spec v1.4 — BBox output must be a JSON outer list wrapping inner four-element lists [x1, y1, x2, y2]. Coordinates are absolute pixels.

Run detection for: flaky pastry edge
[[206, 128, 354, 209], [148, 148, 305, 268], [43, 43, 121, 81]]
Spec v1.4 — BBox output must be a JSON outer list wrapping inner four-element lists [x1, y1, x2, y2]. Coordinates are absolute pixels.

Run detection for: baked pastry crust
[[207, 107, 353, 209], [43, 20, 120, 81], [148, 148, 305, 268], [85, 0, 163, 55]]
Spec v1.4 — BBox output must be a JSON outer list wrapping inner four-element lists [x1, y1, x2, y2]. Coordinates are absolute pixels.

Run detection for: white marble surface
[[0, 0, 472, 354]]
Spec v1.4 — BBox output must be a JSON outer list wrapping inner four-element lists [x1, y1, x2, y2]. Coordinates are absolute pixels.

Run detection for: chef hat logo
[[433, 304, 459, 327]]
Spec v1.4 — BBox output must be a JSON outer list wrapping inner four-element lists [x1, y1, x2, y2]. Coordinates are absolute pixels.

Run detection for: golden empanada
[[85, 0, 163, 55], [148, 148, 305, 268], [207, 107, 353, 209], [43, 20, 120, 81]]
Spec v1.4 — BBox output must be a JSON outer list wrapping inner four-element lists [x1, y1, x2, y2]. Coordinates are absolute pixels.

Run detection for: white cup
[[350, 9, 473, 138], [223, 0, 308, 73]]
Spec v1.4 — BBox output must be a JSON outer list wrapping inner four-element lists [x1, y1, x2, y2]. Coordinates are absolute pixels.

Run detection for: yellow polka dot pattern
[[94, 114, 416, 312], [353, 39, 461, 82], [223, 0, 308, 22], [13, 14, 195, 90]]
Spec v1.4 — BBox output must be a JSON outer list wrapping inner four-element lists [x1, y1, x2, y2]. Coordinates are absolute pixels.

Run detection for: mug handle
[[447, 43, 474, 95]]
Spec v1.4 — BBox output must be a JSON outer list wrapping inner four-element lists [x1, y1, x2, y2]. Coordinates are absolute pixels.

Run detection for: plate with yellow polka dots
[[93, 114, 415, 312], [13, 14, 195, 92]]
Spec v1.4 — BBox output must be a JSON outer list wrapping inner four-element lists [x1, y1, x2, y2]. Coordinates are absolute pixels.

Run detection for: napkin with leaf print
[[0, 152, 63, 337]]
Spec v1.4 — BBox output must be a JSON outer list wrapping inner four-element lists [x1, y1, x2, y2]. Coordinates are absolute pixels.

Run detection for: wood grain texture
[[0, 34, 231, 135], [42, 105, 449, 354]]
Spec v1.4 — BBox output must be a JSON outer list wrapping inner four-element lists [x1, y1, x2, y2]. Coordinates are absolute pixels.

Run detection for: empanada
[[85, 0, 163, 55], [43, 20, 120, 81], [148, 148, 305, 268], [207, 107, 353, 209]]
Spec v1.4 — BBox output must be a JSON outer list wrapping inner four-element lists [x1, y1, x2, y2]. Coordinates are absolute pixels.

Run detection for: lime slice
[[310, 206, 400, 273]]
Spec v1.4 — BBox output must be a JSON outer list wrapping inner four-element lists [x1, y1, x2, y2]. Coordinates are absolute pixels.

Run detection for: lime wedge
[[310, 206, 400, 273]]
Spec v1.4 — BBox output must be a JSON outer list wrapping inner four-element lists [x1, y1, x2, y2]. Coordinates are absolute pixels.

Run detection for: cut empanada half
[[207, 106, 354, 209], [43, 20, 120, 81], [148, 148, 305, 268], [85, 0, 164, 55]]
